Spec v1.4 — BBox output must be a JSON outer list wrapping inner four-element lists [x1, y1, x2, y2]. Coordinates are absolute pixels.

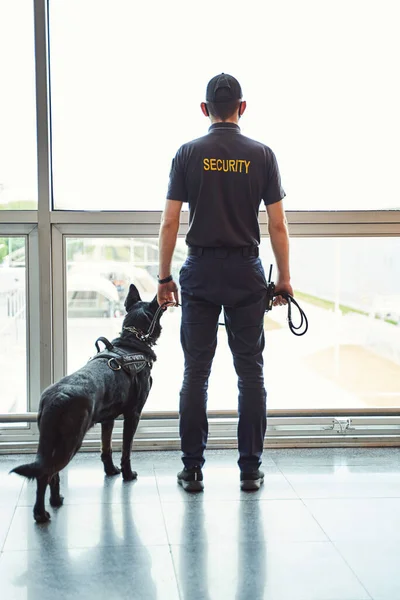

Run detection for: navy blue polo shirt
[[167, 122, 285, 248]]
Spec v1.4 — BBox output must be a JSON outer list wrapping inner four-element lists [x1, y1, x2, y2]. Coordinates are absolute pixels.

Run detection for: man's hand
[[273, 279, 294, 306], [157, 279, 179, 308]]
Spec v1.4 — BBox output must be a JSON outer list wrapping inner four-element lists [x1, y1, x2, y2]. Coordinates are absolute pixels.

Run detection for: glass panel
[[50, 1, 399, 211], [0, 237, 28, 418], [285, 237, 400, 410], [0, 1, 37, 210], [66, 237, 400, 412]]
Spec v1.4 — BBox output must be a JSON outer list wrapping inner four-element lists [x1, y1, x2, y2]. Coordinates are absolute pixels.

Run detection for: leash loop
[[280, 293, 309, 336]]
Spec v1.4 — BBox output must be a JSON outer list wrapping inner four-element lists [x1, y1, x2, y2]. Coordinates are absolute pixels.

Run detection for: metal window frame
[[1, 0, 400, 450]]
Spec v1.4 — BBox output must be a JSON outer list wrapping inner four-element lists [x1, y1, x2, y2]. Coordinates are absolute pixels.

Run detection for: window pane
[[0, 2, 37, 210], [0, 237, 28, 417], [50, 0, 399, 211], [66, 237, 400, 412]]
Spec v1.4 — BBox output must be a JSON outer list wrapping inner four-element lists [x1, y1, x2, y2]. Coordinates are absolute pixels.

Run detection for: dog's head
[[122, 284, 162, 345]]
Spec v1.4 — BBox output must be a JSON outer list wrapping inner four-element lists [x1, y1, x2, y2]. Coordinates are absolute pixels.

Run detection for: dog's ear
[[124, 284, 141, 311]]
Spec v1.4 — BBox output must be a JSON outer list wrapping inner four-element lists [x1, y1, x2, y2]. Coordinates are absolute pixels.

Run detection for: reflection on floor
[[1, 447, 400, 599]]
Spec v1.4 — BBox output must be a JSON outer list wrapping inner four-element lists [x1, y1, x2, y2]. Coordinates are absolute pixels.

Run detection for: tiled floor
[[1, 447, 400, 599]]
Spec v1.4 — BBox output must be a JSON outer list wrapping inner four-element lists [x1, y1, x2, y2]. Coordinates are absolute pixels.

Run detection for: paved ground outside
[[1, 301, 400, 415]]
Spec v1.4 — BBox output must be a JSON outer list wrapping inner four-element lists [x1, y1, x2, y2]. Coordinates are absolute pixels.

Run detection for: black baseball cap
[[206, 73, 242, 103]]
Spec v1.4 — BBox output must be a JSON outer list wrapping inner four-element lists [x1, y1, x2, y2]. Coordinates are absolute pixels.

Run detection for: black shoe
[[177, 466, 204, 492], [240, 469, 264, 491]]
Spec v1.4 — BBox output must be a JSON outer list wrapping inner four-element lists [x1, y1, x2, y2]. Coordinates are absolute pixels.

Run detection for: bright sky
[[0, 0, 399, 210]]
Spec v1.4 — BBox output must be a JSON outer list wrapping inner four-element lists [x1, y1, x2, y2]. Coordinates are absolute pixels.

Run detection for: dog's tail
[[11, 395, 92, 480], [10, 403, 63, 479], [10, 459, 45, 480]]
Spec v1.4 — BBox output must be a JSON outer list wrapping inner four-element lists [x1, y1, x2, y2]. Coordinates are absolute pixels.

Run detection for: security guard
[[157, 74, 292, 492]]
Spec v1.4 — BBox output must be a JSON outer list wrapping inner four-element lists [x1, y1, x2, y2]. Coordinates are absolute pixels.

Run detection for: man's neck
[[209, 117, 239, 125]]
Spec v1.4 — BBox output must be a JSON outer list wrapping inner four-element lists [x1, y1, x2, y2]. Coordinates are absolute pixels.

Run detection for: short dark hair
[[206, 99, 241, 121]]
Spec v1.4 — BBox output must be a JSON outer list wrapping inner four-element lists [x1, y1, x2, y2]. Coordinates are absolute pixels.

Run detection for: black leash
[[123, 301, 173, 344], [265, 265, 308, 336], [279, 293, 308, 336], [159, 285, 309, 336]]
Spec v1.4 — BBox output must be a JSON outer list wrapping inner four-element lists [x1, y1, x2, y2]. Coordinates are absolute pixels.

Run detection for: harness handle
[[95, 336, 114, 353]]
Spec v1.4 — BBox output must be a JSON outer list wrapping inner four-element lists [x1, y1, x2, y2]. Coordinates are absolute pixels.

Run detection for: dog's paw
[[50, 495, 64, 508], [122, 469, 138, 482], [104, 464, 121, 476], [34, 510, 51, 523], [102, 454, 122, 476]]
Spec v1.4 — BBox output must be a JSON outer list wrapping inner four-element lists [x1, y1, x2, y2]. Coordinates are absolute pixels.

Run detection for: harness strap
[[90, 350, 151, 375], [92, 337, 153, 374]]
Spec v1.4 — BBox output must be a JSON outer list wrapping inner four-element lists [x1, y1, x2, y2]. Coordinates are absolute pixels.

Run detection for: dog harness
[[89, 337, 153, 375]]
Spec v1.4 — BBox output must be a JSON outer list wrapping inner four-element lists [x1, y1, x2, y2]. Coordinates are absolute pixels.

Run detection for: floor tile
[[162, 497, 328, 546], [0, 469, 25, 506], [268, 447, 400, 467], [68, 450, 158, 475], [17, 467, 159, 506], [150, 448, 276, 473], [1, 448, 400, 599], [279, 464, 400, 499], [0, 545, 179, 600], [0, 504, 16, 551], [171, 541, 370, 600], [304, 497, 400, 541], [156, 465, 297, 503], [4, 500, 168, 551], [334, 541, 400, 600]]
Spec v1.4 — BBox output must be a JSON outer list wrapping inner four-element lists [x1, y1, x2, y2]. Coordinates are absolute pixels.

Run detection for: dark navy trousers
[[178, 249, 268, 472]]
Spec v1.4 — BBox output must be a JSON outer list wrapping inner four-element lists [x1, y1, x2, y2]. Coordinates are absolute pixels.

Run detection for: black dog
[[11, 284, 164, 523]]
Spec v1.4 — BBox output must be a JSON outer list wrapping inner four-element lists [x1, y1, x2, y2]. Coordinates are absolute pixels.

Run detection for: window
[[0, 237, 28, 416], [1, 2, 399, 449], [65, 236, 400, 413], [49, 0, 400, 212], [0, 1, 38, 210]]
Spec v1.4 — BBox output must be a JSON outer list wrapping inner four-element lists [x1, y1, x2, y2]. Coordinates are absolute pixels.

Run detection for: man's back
[[168, 123, 285, 247]]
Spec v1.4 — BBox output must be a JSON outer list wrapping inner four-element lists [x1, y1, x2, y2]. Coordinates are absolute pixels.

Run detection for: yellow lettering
[[204, 157, 250, 173]]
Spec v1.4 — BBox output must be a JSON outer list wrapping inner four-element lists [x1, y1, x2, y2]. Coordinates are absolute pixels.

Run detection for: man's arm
[[266, 200, 293, 305], [157, 199, 183, 306]]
